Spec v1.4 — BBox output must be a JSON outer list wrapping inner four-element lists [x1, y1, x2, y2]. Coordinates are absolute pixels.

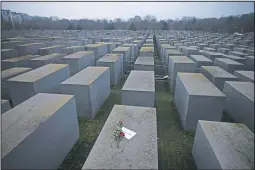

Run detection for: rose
[[119, 131, 125, 137]]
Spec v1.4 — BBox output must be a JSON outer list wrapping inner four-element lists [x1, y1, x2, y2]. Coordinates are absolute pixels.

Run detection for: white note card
[[121, 127, 137, 140]]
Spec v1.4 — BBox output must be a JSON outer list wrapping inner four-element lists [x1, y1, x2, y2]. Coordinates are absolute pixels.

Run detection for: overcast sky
[[2, 2, 254, 20]]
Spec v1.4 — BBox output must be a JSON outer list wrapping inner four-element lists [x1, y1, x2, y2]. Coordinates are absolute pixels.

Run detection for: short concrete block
[[217, 48, 232, 54], [82, 104, 158, 169], [1, 93, 79, 169], [182, 47, 200, 57], [245, 56, 254, 70], [1, 49, 18, 60], [192, 120, 254, 169], [228, 51, 248, 58], [201, 51, 224, 61], [96, 54, 123, 86], [85, 44, 107, 59], [174, 73, 225, 132], [140, 47, 154, 57], [234, 70, 254, 83], [16, 43, 45, 56], [1, 99, 11, 114], [62, 51, 95, 76], [201, 66, 239, 91], [60, 67, 110, 119], [214, 58, 245, 74], [134, 56, 154, 71], [168, 56, 196, 94], [122, 70, 155, 107], [223, 81, 254, 132], [7, 64, 70, 106], [38, 45, 65, 55], [222, 54, 246, 64], [61, 46, 86, 55], [189, 55, 213, 72]]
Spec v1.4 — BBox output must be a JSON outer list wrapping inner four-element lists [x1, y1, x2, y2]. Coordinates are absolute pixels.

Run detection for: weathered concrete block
[[96, 54, 123, 86], [61, 67, 110, 119], [61, 46, 85, 55], [82, 104, 158, 169], [182, 47, 200, 57], [112, 46, 131, 60], [228, 51, 249, 58], [201, 66, 239, 91], [1, 93, 79, 169], [174, 73, 225, 132], [2, 41, 25, 49], [2, 67, 32, 100], [122, 70, 155, 107], [244, 56, 254, 70], [168, 56, 196, 94], [234, 70, 254, 83], [85, 44, 107, 59], [1, 49, 18, 60], [27, 53, 67, 69], [217, 48, 232, 54], [1, 99, 11, 114], [192, 120, 254, 169], [16, 43, 45, 56], [7, 64, 70, 106], [160, 44, 176, 61], [202, 47, 216, 52], [222, 54, 246, 64], [62, 51, 94, 76], [122, 43, 137, 61], [196, 43, 208, 50], [223, 81, 254, 132], [98, 42, 117, 53], [1, 54, 40, 70], [189, 55, 213, 73], [140, 47, 154, 57], [38, 45, 65, 55], [214, 58, 245, 74], [134, 56, 154, 71], [201, 50, 224, 61]]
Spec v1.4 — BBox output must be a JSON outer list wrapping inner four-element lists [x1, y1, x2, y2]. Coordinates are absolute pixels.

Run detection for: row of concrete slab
[[155, 31, 254, 169]]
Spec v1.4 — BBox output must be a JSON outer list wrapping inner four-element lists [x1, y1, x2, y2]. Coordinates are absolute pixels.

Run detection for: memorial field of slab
[[38, 45, 65, 55], [134, 56, 154, 71], [214, 58, 245, 74], [234, 70, 254, 83]]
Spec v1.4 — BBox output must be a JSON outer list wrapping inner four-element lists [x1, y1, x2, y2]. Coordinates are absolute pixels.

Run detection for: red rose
[[119, 132, 125, 137], [119, 121, 123, 125]]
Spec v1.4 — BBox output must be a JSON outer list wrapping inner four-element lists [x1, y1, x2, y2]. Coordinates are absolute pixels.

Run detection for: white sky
[[2, 2, 254, 20]]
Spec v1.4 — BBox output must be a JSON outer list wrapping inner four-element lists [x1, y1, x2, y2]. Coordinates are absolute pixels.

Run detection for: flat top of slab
[[140, 47, 154, 52], [225, 81, 254, 101], [85, 44, 104, 48], [166, 49, 182, 55], [246, 56, 254, 59], [39, 45, 64, 50], [230, 51, 248, 55], [82, 104, 157, 169], [97, 54, 120, 62], [135, 56, 154, 65], [199, 120, 254, 169], [177, 73, 225, 96], [235, 70, 254, 81], [63, 46, 84, 49], [30, 53, 66, 61], [2, 67, 32, 79], [61, 66, 109, 85], [215, 58, 244, 65], [202, 66, 237, 78], [223, 55, 245, 60], [8, 64, 68, 83], [17, 43, 44, 47], [202, 50, 223, 56], [1, 93, 74, 158], [112, 47, 130, 52], [2, 55, 39, 62], [169, 55, 195, 64], [122, 70, 155, 92], [1, 49, 15, 52], [190, 55, 212, 62], [63, 51, 93, 59]]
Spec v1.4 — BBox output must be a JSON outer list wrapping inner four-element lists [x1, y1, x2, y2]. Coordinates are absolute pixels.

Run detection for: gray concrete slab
[[228, 51, 249, 58], [38, 45, 65, 55], [60, 66, 110, 119], [61, 46, 85, 55], [134, 56, 154, 71], [62, 51, 94, 76], [85, 44, 107, 59], [122, 70, 155, 107], [223, 81, 254, 132], [201, 66, 239, 91], [234, 70, 254, 83], [1, 93, 79, 169], [192, 120, 254, 169], [168, 56, 196, 94], [221, 54, 246, 64], [214, 58, 245, 74], [217, 48, 232, 54], [174, 73, 225, 132], [140, 47, 154, 57], [1, 99, 11, 114], [7, 64, 70, 106], [82, 104, 158, 169], [189, 55, 213, 73], [182, 47, 200, 57], [16, 43, 45, 56], [245, 56, 254, 70], [96, 54, 123, 86], [1, 49, 18, 60], [201, 50, 224, 61]]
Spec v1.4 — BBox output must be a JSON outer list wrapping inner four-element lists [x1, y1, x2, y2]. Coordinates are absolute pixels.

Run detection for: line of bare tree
[[1, 13, 254, 33]]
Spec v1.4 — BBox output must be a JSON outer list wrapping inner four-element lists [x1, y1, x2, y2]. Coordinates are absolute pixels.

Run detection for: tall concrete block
[[164, 49, 182, 69], [1, 99, 11, 114], [222, 54, 246, 64], [174, 73, 225, 132], [1, 55, 39, 70], [2, 67, 32, 100], [134, 56, 154, 71], [1, 49, 18, 60], [60, 67, 111, 119], [38, 45, 65, 55], [168, 56, 196, 94], [234, 70, 254, 83], [182, 47, 200, 57], [1, 93, 79, 169], [82, 104, 158, 169], [223, 81, 254, 132], [201, 51, 224, 61], [122, 70, 155, 107], [96, 54, 123, 86], [85, 44, 107, 59], [140, 47, 154, 57], [16, 43, 45, 56], [192, 120, 254, 169], [62, 51, 94, 76], [7, 64, 70, 106], [217, 48, 232, 54], [228, 50, 249, 58], [214, 58, 245, 74], [189, 55, 213, 72], [245, 56, 254, 70], [201, 66, 239, 91]]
